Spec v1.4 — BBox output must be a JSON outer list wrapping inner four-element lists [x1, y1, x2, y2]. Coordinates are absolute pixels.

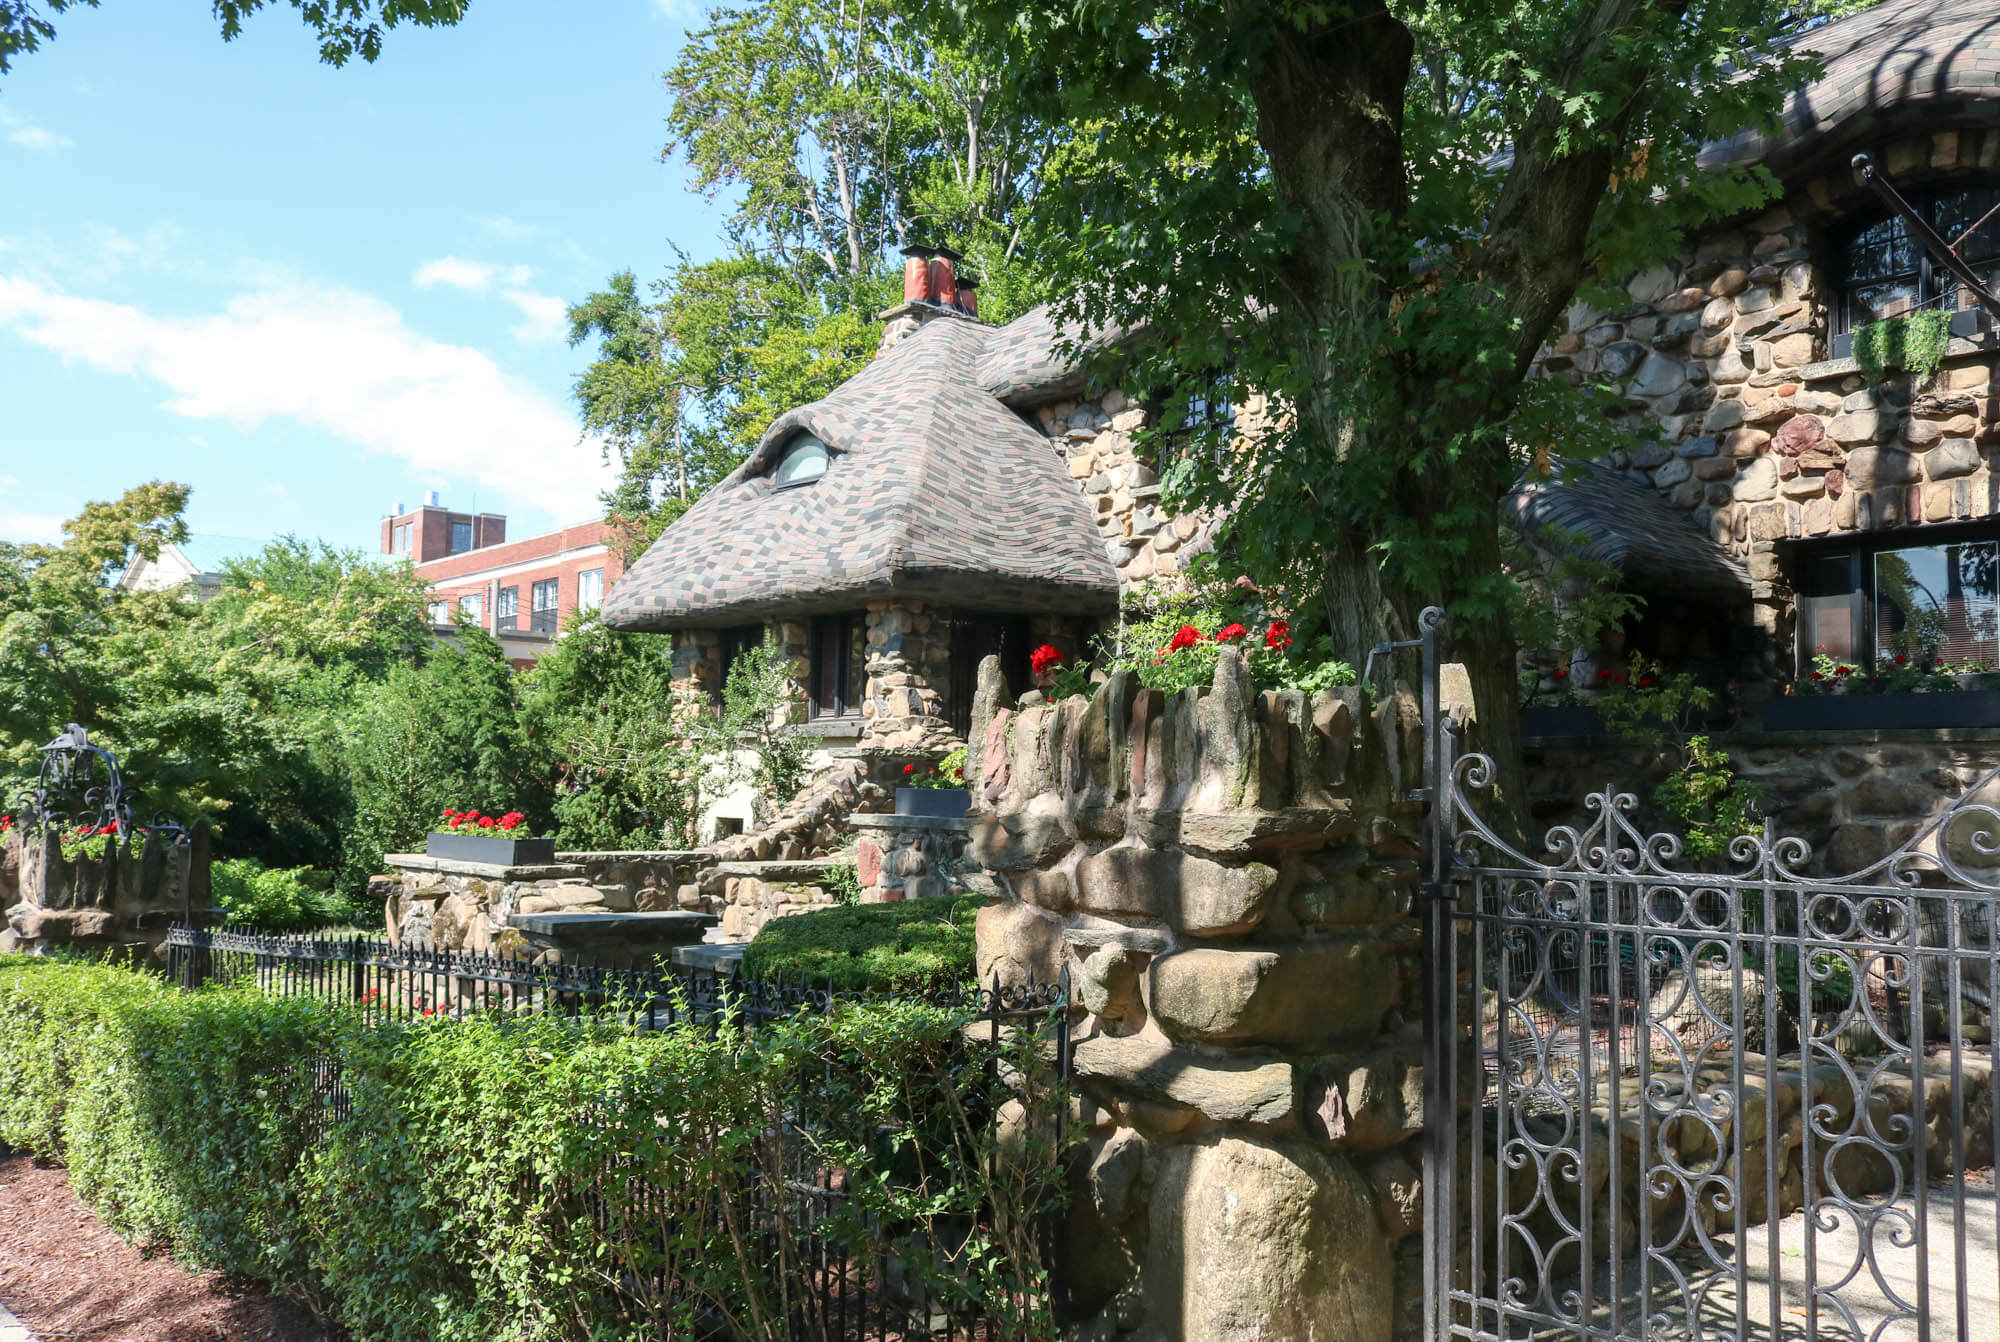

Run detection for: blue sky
[[0, 0, 725, 554]]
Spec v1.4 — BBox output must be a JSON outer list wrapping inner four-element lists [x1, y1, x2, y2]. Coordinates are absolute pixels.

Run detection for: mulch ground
[[0, 1152, 338, 1342]]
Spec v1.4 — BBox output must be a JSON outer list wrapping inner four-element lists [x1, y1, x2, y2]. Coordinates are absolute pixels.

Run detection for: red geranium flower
[[1552, 669, 1568, 681], [1216, 623, 1248, 644], [1029, 644, 1067, 675], [904, 763, 917, 775], [1810, 671, 1824, 680], [1894, 654, 1908, 665], [1836, 665, 1853, 676], [1639, 677, 1655, 688], [1168, 624, 1203, 652], [1597, 669, 1613, 680], [479, 816, 496, 829], [1264, 621, 1292, 651]]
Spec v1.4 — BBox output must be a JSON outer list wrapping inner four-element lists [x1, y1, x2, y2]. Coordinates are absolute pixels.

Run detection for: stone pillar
[[1, 823, 216, 962], [968, 649, 1424, 1341], [861, 599, 956, 750]]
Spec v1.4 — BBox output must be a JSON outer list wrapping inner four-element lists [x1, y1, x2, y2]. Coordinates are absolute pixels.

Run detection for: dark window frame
[[529, 578, 560, 634], [1831, 181, 2000, 338], [808, 613, 867, 720], [1145, 368, 1238, 470], [1787, 519, 2000, 674], [450, 519, 474, 554]]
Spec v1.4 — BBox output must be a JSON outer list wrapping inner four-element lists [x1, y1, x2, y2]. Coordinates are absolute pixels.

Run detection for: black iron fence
[[165, 923, 1073, 1341]]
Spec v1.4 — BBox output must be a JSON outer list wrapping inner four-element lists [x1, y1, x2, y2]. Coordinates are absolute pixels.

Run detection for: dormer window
[[1834, 183, 2000, 334], [771, 433, 830, 489]]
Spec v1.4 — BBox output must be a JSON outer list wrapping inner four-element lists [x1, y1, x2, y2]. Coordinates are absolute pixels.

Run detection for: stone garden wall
[[380, 850, 716, 956], [1533, 128, 2000, 674], [1525, 727, 2000, 879], [967, 649, 1427, 1342], [1, 825, 215, 961], [850, 813, 968, 903]]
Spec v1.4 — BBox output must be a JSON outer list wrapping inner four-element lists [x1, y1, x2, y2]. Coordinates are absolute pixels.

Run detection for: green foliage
[[740, 895, 983, 991], [820, 859, 863, 906], [0, 1, 472, 78], [1506, 520, 1646, 702], [0, 955, 1066, 1342], [720, 630, 814, 809], [1853, 309, 1952, 386], [904, 746, 967, 789], [211, 857, 362, 930], [1595, 655, 1761, 860], [1655, 735, 1763, 861], [1103, 589, 1352, 698]]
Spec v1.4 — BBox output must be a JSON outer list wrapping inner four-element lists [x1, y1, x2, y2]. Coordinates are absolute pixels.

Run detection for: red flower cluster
[[1029, 644, 1067, 676], [441, 808, 529, 834], [1168, 624, 1203, 652], [1551, 669, 1568, 682], [1264, 621, 1291, 651], [0, 815, 11, 833], [903, 763, 918, 775], [1215, 623, 1248, 644]]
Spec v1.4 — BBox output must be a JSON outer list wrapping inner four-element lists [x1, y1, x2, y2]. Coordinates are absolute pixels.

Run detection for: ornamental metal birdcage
[[9, 723, 188, 850]]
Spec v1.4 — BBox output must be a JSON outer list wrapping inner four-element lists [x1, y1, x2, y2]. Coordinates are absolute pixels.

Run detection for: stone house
[[1522, 0, 2000, 689]]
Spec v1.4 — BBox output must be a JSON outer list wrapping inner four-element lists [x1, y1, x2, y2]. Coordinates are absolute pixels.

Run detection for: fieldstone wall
[[1534, 128, 2000, 674], [381, 850, 716, 955], [859, 599, 956, 750], [850, 813, 968, 903], [1526, 728, 2000, 879], [1, 825, 216, 961], [968, 649, 1426, 1342], [706, 857, 857, 939]]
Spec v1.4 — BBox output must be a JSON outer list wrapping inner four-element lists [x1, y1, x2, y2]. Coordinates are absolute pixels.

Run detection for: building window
[[809, 613, 866, 719], [772, 433, 831, 489], [1793, 526, 2000, 673], [459, 592, 483, 621], [1148, 370, 1237, 468], [577, 568, 604, 613], [717, 623, 765, 698], [392, 522, 412, 554], [1834, 183, 2000, 334], [529, 578, 559, 633], [948, 614, 1031, 739], [427, 600, 450, 625], [496, 585, 518, 631], [450, 519, 474, 554]]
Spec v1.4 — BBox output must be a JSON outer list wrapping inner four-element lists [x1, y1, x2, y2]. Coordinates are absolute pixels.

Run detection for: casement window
[[458, 592, 483, 621], [427, 600, 450, 625], [496, 586, 519, 631], [1833, 183, 2000, 339], [529, 578, 560, 634], [809, 613, 867, 719], [1148, 370, 1237, 469], [717, 623, 765, 699], [1793, 524, 2000, 673], [392, 523, 412, 554], [450, 519, 474, 554], [577, 568, 604, 613]]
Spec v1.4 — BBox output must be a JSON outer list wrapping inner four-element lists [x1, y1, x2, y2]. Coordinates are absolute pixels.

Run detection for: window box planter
[[1520, 706, 1607, 738], [1761, 690, 2000, 733], [895, 787, 970, 819], [425, 831, 556, 866]]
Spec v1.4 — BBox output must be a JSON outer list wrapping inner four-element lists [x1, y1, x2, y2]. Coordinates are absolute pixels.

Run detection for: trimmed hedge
[[0, 953, 1064, 1342], [738, 894, 982, 991]]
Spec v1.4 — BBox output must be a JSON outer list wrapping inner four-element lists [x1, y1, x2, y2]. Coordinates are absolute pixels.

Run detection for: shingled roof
[[1701, 0, 2000, 181], [1507, 462, 1751, 600], [602, 314, 1119, 631]]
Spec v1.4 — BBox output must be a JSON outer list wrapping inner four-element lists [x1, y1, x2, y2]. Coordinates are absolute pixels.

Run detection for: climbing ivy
[[1853, 309, 1952, 386]]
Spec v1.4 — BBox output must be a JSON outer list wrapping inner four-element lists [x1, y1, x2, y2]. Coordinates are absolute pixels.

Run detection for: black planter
[[1761, 690, 2000, 732], [895, 787, 970, 818], [425, 831, 556, 865], [1520, 706, 1607, 738]]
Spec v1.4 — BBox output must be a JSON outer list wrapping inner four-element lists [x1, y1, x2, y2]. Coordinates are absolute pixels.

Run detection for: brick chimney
[[875, 242, 985, 355]]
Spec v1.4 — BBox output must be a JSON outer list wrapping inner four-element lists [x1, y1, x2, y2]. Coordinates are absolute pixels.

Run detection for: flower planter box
[[1520, 706, 1607, 738], [1761, 690, 2000, 733], [895, 787, 970, 819], [425, 831, 556, 866]]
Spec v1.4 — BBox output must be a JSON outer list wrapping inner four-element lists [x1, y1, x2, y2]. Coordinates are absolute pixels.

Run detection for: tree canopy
[[0, 0, 470, 76]]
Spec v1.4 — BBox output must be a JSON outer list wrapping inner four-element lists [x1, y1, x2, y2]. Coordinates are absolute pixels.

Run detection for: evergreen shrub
[[739, 895, 983, 991], [0, 954, 1064, 1342]]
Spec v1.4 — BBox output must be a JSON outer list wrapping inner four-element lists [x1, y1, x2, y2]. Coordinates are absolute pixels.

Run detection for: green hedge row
[[0, 955, 1065, 1342], [739, 895, 982, 991]]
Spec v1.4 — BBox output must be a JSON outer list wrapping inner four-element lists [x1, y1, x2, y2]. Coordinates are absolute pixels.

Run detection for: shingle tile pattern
[[976, 304, 1122, 407], [1702, 0, 2000, 180], [602, 315, 1119, 631], [1508, 463, 1751, 600]]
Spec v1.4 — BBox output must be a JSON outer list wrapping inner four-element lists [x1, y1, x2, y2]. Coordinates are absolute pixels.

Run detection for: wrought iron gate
[[1416, 611, 2000, 1342]]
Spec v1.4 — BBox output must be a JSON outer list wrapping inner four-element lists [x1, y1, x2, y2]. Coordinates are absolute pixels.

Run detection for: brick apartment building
[[381, 494, 624, 665]]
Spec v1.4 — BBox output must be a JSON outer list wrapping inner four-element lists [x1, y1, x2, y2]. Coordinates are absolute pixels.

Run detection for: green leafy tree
[[936, 0, 1845, 818], [0, 0, 471, 77]]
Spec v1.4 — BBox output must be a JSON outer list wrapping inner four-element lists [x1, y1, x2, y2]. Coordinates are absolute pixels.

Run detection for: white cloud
[[0, 275, 609, 521], [0, 108, 73, 152], [502, 289, 569, 343], [0, 511, 65, 544], [475, 215, 538, 242], [413, 256, 534, 293]]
